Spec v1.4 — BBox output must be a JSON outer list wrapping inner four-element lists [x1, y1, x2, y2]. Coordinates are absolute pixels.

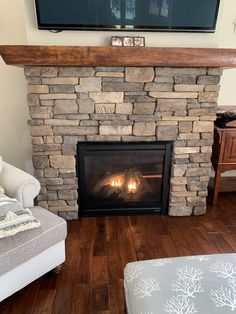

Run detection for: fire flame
[[109, 176, 138, 194], [128, 181, 137, 193], [111, 179, 122, 188]]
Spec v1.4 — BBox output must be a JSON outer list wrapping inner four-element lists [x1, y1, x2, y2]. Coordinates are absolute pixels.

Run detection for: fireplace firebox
[[77, 142, 172, 216]]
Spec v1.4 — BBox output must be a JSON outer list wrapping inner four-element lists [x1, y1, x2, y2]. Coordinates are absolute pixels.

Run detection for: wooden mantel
[[1, 45, 236, 67]]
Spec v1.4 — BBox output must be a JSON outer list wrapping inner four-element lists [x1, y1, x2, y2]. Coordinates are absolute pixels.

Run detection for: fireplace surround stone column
[[1, 45, 234, 219], [24, 66, 221, 219]]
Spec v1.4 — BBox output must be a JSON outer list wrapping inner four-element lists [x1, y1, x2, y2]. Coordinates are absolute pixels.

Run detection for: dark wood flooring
[[1, 191, 236, 313]]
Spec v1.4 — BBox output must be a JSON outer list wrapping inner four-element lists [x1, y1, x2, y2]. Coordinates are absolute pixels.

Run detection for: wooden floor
[[1, 191, 236, 313]]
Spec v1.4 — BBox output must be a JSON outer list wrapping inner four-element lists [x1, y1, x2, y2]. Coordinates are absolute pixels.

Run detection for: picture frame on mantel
[[111, 36, 145, 47]]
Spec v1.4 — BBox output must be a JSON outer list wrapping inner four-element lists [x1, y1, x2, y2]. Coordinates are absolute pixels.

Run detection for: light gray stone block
[[172, 164, 187, 177], [49, 85, 75, 94], [61, 144, 76, 155], [190, 153, 211, 163], [154, 76, 174, 83], [125, 67, 154, 82], [42, 77, 78, 85], [50, 155, 75, 169], [144, 83, 173, 92], [208, 68, 223, 75], [32, 156, 49, 169], [133, 103, 156, 115], [96, 72, 124, 78], [27, 85, 49, 94], [116, 103, 133, 114], [26, 77, 42, 85], [197, 75, 221, 85], [95, 103, 115, 114], [157, 126, 178, 140], [25, 67, 58, 77], [54, 100, 78, 114], [75, 77, 101, 92], [187, 196, 206, 206], [99, 125, 132, 135], [129, 115, 160, 122], [44, 168, 59, 178], [91, 114, 127, 121], [169, 205, 193, 216], [122, 136, 156, 141], [59, 190, 78, 200], [86, 135, 121, 141], [193, 121, 214, 133], [156, 67, 207, 76], [30, 107, 53, 119], [30, 126, 53, 136], [124, 95, 155, 103], [133, 122, 156, 136], [89, 92, 124, 103], [102, 82, 144, 92], [59, 67, 95, 77], [54, 126, 98, 136], [78, 98, 95, 113], [158, 99, 187, 112], [174, 76, 197, 84], [174, 84, 204, 92], [99, 120, 133, 126], [198, 92, 219, 103], [27, 94, 40, 107], [95, 67, 124, 72], [150, 92, 198, 99], [187, 181, 208, 192], [179, 122, 192, 133]]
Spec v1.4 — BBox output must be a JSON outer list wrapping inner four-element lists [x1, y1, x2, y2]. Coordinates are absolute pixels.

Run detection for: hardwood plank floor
[[1, 191, 236, 313]]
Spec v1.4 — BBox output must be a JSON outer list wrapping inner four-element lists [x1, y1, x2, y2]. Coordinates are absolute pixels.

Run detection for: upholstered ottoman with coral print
[[124, 254, 236, 313]]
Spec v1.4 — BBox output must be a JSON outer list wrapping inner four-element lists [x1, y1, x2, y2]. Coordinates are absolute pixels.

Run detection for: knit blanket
[[0, 192, 40, 239]]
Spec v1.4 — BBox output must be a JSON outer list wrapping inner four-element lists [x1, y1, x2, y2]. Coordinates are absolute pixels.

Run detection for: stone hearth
[[25, 66, 222, 219]]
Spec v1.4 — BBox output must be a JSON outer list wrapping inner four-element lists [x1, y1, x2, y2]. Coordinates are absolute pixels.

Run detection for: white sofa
[[0, 159, 67, 301]]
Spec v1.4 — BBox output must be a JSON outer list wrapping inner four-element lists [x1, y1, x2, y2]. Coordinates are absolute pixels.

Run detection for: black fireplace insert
[[77, 142, 172, 217]]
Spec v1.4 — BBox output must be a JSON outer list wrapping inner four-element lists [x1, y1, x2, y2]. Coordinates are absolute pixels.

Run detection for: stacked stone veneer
[[25, 66, 222, 219]]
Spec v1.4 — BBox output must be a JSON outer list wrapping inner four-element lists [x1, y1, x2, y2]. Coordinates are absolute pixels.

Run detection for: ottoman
[[0, 207, 67, 301], [124, 253, 236, 313]]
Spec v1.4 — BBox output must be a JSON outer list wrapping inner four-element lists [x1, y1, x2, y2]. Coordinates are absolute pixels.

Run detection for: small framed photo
[[123, 37, 134, 46], [111, 36, 123, 46], [111, 36, 145, 47], [134, 37, 145, 47]]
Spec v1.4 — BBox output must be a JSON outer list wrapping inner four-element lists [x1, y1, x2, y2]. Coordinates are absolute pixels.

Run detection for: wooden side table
[[211, 126, 236, 205]]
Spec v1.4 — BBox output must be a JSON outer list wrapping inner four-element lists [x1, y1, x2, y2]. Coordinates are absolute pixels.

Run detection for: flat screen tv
[[35, 0, 220, 33]]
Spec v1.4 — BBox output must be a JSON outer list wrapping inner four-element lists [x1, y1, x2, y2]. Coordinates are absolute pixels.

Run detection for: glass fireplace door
[[77, 142, 172, 216]]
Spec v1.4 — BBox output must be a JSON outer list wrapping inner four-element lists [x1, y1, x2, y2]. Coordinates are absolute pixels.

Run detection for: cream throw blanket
[[0, 192, 40, 239]]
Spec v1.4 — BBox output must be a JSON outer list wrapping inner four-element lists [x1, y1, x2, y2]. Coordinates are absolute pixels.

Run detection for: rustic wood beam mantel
[[1, 45, 236, 67]]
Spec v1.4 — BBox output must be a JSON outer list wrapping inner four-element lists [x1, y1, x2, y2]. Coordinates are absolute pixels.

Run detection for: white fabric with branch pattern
[[124, 253, 236, 314]]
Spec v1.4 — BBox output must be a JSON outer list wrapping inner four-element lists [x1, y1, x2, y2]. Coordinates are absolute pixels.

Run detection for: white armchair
[[0, 161, 40, 207], [0, 158, 67, 302]]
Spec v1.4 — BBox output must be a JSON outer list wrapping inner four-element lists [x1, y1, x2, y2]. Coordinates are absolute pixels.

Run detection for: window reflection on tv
[[35, 0, 220, 32]]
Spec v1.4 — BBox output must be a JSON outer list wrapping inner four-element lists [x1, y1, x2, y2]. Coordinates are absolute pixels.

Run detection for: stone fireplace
[[1, 45, 232, 219], [24, 65, 221, 219]]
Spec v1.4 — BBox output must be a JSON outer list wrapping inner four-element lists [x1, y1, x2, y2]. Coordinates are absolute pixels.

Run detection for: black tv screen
[[35, 0, 220, 32]]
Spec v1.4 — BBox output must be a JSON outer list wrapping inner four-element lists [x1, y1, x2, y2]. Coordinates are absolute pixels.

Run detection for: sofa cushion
[[124, 253, 236, 313], [0, 192, 40, 239], [0, 207, 67, 275]]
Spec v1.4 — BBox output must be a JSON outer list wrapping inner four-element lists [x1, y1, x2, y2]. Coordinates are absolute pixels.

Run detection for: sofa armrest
[[0, 162, 40, 207]]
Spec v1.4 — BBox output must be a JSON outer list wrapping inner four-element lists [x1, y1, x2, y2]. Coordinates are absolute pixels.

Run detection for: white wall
[[1, 0, 236, 169], [217, 0, 236, 106], [0, 1, 32, 170]]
